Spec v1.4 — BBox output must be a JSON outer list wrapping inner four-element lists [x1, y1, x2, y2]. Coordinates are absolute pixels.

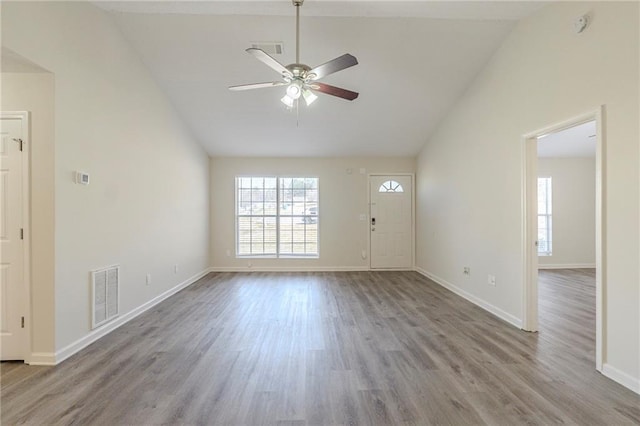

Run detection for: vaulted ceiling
[[97, 1, 547, 157]]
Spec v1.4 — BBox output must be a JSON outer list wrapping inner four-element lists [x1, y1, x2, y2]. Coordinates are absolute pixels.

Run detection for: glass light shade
[[280, 94, 294, 108], [286, 81, 303, 99], [302, 89, 318, 106]]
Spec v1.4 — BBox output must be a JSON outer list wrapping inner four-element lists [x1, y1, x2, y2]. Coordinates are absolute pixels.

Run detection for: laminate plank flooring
[[2, 270, 639, 425]]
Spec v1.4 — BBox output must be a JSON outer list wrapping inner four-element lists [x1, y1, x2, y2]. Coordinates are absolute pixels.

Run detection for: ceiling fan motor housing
[[286, 64, 313, 80]]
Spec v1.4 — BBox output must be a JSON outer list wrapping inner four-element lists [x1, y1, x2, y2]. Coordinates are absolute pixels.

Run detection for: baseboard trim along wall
[[538, 263, 596, 269], [414, 267, 523, 329], [209, 266, 370, 272], [602, 363, 640, 395], [51, 268, 212, 365], [27, 352, 57, 365]]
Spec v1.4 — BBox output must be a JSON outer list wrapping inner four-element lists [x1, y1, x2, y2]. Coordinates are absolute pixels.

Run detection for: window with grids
[[379, 180, 404, 193], [537, 177, 552, 256], [236, 177, 318, 257]]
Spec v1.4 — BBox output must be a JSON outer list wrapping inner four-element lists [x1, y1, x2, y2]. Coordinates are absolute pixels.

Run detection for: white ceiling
[[98, 1, 548, 157], [96, 1, 548, 20], [537, 120, 596, 158]]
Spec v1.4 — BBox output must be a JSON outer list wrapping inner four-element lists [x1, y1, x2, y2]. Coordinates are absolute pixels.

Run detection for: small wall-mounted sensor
[[75, 171, 90, 185], [574, 15, 589, 33]]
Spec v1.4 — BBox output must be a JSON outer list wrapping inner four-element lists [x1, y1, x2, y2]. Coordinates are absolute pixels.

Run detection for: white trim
[[538, 263, 596, 270], [415, 267, 522, 329], [602, 364, 640, 394], [26, 352, 56, 366], [54, 268, 211, 365], [368, 173, 415, 270], [521, 132, 538, 333], [209, 266, 369, 272], [521, 106, 605, 371], [1, 111, 32, 363], [364, 268, 414, 272]]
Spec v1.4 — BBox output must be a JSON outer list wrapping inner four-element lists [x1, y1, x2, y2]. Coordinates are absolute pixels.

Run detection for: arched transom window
[[379, 180, 404, 193]]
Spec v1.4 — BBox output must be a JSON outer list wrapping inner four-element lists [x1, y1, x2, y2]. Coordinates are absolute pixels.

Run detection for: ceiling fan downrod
[[294, 0, 302, 65]]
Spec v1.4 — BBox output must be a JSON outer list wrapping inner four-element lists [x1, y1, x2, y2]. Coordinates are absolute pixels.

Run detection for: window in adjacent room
[[537, 177, 552, 256], [236, 176, 318, 258]]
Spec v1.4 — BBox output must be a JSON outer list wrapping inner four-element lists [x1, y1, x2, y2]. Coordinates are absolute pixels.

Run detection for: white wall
[[538, 158, 595, 268], [210, 157, 415, 270], [416, 2, 639, 388], [2, 2, 210, 354], [1, 73, 56, 355]]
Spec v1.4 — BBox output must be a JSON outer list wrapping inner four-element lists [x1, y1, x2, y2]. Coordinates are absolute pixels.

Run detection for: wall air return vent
[[250, 41, 284, 55], [91, 265, 119, 329]]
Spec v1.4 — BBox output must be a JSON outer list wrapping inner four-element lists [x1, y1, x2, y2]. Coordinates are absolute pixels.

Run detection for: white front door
[[1, 117, 28, 360], [370, 175, 412, 269]]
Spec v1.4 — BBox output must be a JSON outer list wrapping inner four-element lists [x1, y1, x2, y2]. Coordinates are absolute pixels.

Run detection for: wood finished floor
[[2, 270, 639, 425]]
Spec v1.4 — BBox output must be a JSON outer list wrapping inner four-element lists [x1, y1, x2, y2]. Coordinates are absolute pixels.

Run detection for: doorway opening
[[522, 108, 604, 372]]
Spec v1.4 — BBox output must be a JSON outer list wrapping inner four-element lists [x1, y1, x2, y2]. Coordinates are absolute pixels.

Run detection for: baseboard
[[209, 266, 370, 272], [414, 267, 522, 329], [538, 263, 596, 269], [602, 363, 640, 394], [54, 268, 211, 365], [26, 352, 57, 366], [369, 268, 415, 272]]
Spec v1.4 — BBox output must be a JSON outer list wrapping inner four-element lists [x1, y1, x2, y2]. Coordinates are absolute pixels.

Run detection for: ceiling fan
[[229, 0, 359, 108]]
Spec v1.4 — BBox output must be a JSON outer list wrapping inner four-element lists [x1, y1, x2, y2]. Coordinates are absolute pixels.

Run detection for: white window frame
[[235, 176, 319, 258], [537, 176, 552, 256]]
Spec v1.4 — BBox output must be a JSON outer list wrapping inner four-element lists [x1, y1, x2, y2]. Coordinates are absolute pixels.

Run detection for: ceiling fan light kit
[[229, 0, 359, 109]]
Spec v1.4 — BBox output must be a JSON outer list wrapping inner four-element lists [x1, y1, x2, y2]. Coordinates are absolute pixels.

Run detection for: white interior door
[[1, 117, 28, 360], [370, 175, 412, 269]]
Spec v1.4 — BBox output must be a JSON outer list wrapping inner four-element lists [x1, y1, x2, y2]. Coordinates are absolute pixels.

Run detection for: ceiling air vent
[[250, 42, 284, 55]]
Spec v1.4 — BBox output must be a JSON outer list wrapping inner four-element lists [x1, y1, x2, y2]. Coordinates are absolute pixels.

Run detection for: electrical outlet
[[146, 273, 151, 285], [463, 267, 470, 276], [226, 249, 231, 257], [174, 264, 178, 274], [488, 274, 496, 286]]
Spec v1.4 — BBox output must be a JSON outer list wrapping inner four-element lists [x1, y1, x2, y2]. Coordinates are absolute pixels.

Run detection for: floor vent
[[91, 265, 119, 329], [250, 41, 284, 55]]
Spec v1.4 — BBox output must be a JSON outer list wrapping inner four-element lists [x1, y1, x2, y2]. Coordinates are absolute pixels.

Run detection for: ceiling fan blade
[[308, 54, 358, 80], [310, 82, 359, 101], [229, 81, 286, 91], [246, 48, 292, 77]]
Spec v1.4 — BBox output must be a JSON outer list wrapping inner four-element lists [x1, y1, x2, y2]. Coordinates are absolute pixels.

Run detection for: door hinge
[[21, 316, 25, 328], [20, 228, 24, 240], [13, 138, 23, 151]]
